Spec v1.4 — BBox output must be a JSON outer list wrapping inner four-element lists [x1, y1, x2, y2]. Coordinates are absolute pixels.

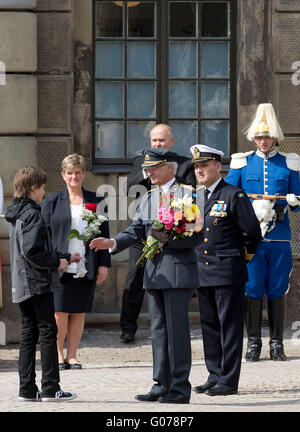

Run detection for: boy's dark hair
[[14, 166, 47, 198]]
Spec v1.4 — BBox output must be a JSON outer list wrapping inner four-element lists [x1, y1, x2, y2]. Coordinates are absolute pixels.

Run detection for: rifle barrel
[[248, 193, 300, 200]]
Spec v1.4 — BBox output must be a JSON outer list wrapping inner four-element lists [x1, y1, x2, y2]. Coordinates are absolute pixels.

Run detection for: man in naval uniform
[[120, 124, 196, 343], [90, 148, 202, 404], [226, 103, 300, 362], [191, 145, 261, 396]]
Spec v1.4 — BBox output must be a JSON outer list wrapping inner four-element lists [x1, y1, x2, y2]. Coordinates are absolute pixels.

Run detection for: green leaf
[[154, 221, 164, 230], [67, 229, 80, 241]]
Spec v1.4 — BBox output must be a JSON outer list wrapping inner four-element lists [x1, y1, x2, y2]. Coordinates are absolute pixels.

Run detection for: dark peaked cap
[[141, 148, 178, 168]]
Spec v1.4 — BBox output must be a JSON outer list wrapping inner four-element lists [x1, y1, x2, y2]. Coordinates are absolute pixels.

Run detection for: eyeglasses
[[143, 163, 167, 174]]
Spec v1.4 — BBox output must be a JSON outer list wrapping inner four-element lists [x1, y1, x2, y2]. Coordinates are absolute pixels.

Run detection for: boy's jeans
[[18, 292, 60, 398]]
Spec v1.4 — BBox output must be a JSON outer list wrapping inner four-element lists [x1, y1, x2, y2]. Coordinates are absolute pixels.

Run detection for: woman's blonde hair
[[61, 153, 86, 173], [14, 166, 47, 198]]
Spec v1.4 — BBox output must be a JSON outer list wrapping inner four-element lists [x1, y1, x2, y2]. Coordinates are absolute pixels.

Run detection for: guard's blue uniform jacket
[[226, 149, 300, 299]]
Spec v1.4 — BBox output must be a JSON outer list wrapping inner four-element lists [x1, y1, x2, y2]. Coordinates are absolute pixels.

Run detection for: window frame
[[92, 0, 236, 172]]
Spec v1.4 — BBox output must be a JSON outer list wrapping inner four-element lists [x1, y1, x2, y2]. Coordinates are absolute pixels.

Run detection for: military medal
[[209, 202, 228, 217]]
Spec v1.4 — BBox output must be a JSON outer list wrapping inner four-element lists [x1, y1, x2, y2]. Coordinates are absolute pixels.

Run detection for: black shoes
[[158, 392, 190, 404], [270, 340, 287, 361], [42, 390, 77, 402], [135, 391, 166, 402], [193, 381, 217, 394], [135, 391, 189, 404], [59, 362, 67, 370], [205, 383, 238, 396], [60, 360, 82, 369], [18, 390, 42, 402], [245, 337, 262, 362], [120, 331, 135, 342], [65, 362, 82, 369]]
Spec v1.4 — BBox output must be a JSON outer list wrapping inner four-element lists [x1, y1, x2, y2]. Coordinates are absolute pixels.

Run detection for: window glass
[[170, 121, 198, 156], [127, 121, 156, 157], [201, 82, 229, 118], [127, 42, 156, 78], [201, 120, 229, 155], [95, 1, 123, 37], [169, 81, 198, 118], [95, 121, 124, 158], [128, 2, 155, 37], [95, 42, 124, 78], [127, 82, 156, 118], [201, 2, 228, 37], [93, 1, 233, 165], [95, 82, 124, 118], [169, 41, 197, 78], [201, 42, 229, 78], [170, 2, 197, 37]]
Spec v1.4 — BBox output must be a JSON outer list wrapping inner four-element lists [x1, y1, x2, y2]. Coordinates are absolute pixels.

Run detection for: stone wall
[[0, 1, 39, 343]]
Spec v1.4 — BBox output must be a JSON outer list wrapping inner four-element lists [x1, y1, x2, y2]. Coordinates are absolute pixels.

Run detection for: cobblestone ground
[[0, 325, 300, 414]]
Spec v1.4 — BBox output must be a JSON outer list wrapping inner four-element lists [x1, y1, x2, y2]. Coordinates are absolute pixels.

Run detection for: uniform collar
[[160, 177, 176, 193], [256, 149, 277, 159], [205, 177, 222, 196]]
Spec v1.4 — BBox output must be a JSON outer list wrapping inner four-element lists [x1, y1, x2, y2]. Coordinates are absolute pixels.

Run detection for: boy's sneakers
[[18, 390, 42, 402], [42, 389, 77, 402]]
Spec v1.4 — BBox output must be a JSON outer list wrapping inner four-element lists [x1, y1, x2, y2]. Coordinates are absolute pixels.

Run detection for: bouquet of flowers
[[67, 203, 108, 277], [136, 194, 202, 267]]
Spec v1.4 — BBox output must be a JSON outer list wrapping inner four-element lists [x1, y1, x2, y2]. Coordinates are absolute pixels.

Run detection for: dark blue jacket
[[196, 179, 261, 287]]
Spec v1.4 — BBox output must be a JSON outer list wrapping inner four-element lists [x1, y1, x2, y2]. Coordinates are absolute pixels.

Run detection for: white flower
[[171, 194, 193, 210]]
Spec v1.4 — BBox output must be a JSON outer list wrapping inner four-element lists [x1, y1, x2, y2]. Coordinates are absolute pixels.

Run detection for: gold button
[[204, 238, 208, 243], [206, 228, 210, 232], [205, 262, 209, 266], [204, 250, 208, 255]]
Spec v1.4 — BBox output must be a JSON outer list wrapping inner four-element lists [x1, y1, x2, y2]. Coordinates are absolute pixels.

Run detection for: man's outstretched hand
[[89, 237, 114, 251]]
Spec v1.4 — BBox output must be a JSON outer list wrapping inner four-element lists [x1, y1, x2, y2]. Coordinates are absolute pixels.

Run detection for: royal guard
[[226, 103, 300, 361]]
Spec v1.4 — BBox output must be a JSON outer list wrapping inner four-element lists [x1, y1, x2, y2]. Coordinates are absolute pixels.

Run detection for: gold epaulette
[[180, 184, 195, 191], [146, 188, 157, 194]]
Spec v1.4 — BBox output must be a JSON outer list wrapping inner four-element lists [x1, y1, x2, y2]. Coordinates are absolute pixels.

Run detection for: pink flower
[[158, 208, 175, 227]]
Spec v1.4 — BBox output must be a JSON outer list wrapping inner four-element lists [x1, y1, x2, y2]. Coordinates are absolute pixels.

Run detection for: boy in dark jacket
[[5, 166, 79, 402]]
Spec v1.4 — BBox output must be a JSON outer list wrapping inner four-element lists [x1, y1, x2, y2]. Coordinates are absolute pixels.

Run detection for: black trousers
[[197, 284, 245, 389], [18, 292, 60, 398], [147, 288, 192, 399], [120, 244, 145, 333]]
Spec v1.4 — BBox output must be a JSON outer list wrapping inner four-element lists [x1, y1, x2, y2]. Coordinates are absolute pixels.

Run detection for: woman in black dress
[[42, 154, 111, 369]]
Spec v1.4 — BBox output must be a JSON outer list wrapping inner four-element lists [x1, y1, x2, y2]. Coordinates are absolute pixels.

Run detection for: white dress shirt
[[205, 177, 222, 200]]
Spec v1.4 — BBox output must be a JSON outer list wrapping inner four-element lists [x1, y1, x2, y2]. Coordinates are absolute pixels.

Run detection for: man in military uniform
[[120, 124, 196, 343], [90, 148, 202, 404], [191, 145, 261, 396], [226, 103, 300, 362]]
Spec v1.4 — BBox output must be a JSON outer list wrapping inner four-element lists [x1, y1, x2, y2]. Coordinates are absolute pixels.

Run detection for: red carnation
[[175, 224, 186, 234], [85, 203, 97, 213]]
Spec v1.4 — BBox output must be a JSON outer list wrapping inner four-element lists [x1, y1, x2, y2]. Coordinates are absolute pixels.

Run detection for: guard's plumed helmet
[[246, 103, 284, 143]]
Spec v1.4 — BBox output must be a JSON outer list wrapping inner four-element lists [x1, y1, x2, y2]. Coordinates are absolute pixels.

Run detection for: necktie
[[160, 189, 170, 207], [204, 188, 210, 202]]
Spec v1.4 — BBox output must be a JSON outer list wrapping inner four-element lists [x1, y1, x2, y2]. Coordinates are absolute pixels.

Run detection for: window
[[93, 0, 235, 170]]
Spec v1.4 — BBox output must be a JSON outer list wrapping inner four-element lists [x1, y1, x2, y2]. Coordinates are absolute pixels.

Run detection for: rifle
[[248, 193, 300, 201]]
